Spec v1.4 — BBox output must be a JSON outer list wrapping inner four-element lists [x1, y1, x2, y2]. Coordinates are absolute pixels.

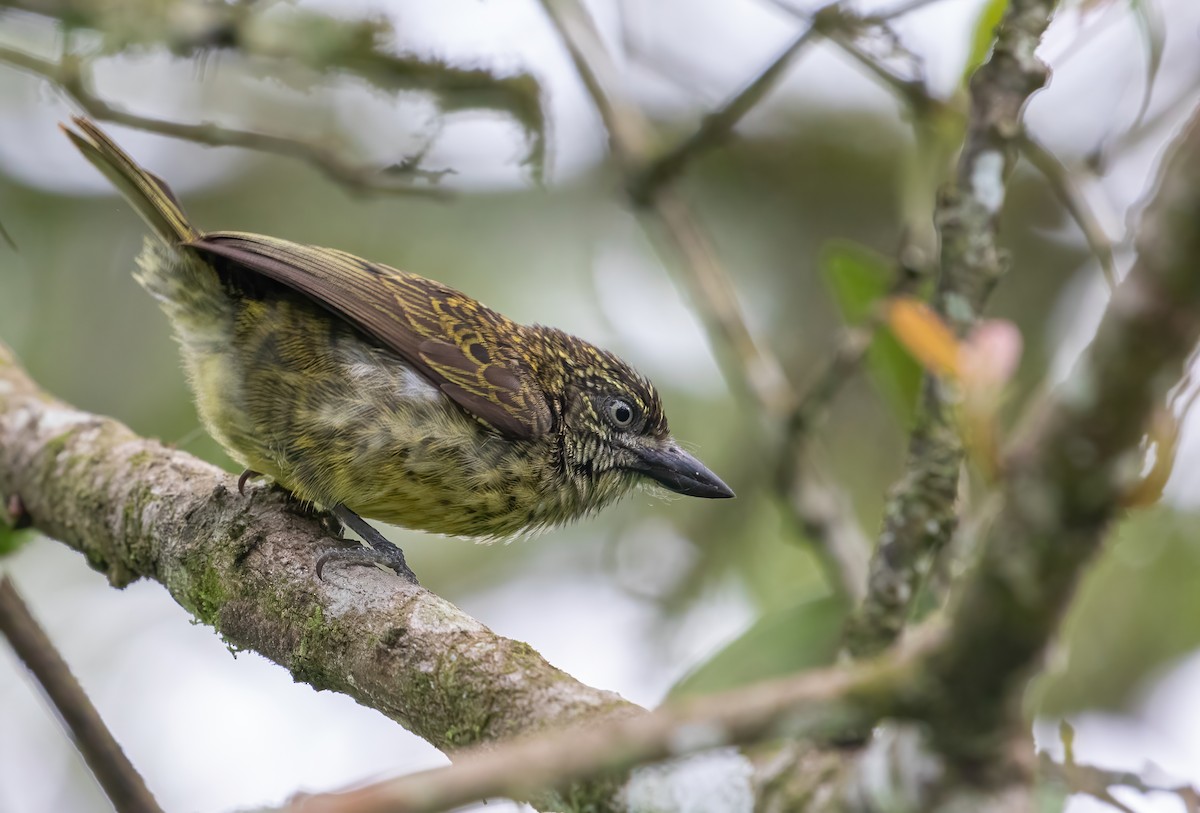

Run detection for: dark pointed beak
[[631, 443, 735, 499]]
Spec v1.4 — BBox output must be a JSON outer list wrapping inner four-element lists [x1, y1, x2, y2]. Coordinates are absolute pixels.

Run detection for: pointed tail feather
[[60, 117, 198, 244]]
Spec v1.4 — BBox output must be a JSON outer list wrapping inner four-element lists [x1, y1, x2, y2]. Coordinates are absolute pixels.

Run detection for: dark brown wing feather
[[188, 231, 553, 439]]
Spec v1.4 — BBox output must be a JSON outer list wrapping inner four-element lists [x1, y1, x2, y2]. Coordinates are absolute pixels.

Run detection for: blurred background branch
[[290, 627, 937, 813], [846, 0, 1061, 657], [926, 95, 1200, 764], [0, 575, 163, 813], [537, 0, 794, 417], [0, 44, 453, 197], [0, 0, 545, 190]]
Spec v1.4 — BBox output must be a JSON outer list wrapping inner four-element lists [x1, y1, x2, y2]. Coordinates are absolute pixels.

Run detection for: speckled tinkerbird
[[62, 117, 733, 584]]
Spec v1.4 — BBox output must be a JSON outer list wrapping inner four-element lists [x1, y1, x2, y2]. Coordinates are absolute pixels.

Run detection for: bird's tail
[[60, 116, 198, 244], [62, 116, 234, 360]]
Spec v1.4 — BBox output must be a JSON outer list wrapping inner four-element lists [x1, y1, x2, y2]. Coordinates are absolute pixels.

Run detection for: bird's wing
[[189, 231, 554, 439]]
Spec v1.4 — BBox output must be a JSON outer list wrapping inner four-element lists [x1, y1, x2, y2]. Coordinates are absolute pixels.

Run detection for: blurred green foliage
[[821, 239, 922, 424], [0, 526, 33, 558], [1034, 506, 1200, 714], [669, 596, 843, 697], [963, 0, 1011, 83]]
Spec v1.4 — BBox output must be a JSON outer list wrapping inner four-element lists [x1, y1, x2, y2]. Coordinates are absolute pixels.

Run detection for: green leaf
[[1033, 779, 1071, 813], [668, 596, 844, 698], [1128, 0, 1165, 129], [0, 526, 34, 558], [1032, 507, 1200, 715], [821, 240, 921, 423], [962, 0, 1009, 85]]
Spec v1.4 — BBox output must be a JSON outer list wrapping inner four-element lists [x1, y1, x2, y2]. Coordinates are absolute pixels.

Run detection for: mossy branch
[[847, 0, 1063, 657], [924, 98, 1200, 763], [0, 343, 638, 812]]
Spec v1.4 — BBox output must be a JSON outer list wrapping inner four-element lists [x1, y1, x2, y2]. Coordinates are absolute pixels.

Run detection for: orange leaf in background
[[885, 298, 961, 378], [960, 320, 1023, 401], [959, 320, 1023, 479]]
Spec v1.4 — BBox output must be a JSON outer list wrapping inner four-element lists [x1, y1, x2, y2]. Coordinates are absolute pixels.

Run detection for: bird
[[62, 116, 734, 584]]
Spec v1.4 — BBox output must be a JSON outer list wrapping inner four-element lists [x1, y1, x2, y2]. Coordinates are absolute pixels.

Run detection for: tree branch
[[288, 625, 940, 813], [629, 17, 823, 201], [846, 0, 1062, 657], [0, 45, 452, 198], [0, 575, 163, 813], [0, 0, 545, 187], [0, 343, 639, 813], [926, 99, 1200, 761]]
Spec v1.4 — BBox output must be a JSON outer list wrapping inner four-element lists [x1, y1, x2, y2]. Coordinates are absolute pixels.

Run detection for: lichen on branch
[[0, 342, 637, 811], [847, 0, 1063, 657]]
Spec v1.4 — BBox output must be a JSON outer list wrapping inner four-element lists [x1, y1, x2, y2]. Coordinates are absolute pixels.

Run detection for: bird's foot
[[237, 470, 342, 536], [316, 504, 419, 585], [316, 545, 419, 584]]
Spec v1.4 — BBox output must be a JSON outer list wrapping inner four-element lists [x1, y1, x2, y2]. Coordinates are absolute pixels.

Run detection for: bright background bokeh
[[2, 0, 1200, 810]]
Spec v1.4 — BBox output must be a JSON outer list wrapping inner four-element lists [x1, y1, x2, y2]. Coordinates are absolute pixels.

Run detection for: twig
[[846, 0, 1062, 658], [762, 0, 950, 23], [1089, 82, 1200, 175], [769, 0, 1119, 300], [776, 450, 871, 602], [1041, 752, 1200, 813], [537, 0, 792, 418], [0, 576, 163, 813], [4, 0, 545, 150], [630, 18, 824, 200], [1018, 132, 1119, 290], [3, 0, 548, 184], [0, 45, 451, 198], [775, 254, 925, 602], [536, 0, 651, 166], [286, 625, 940, 813], [635, 0, 956, 200], [834, 22, 1120, 295]]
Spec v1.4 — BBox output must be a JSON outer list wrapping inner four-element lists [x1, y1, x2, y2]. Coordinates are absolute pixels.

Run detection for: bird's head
[[534, 329, 734, 501]]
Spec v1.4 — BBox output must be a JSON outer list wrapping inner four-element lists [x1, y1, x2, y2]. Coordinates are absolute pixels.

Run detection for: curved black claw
[[316, 504, 420, 584], [316, 543, 420, 584], [237, 469, 262, 496]]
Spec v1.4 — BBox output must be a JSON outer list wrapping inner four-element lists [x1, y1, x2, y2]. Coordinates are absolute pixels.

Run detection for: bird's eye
[[605, 397, 636, 429]]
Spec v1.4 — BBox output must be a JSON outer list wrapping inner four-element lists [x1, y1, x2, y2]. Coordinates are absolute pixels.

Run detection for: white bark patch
[[970, 151, 1006, 214], [624, 750, 754, 813], [37, 406, 96, 434], [408, 595, 486, 635]]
